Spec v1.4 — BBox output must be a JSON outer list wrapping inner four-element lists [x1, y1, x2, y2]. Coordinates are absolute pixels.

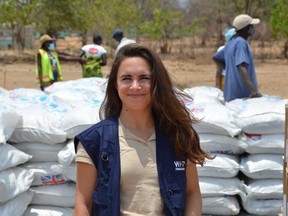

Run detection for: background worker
[[214, 28, 236, 90], [36, 34, 85, 91], [112, 28, 136, 55], [213, 14, 262, 102], [79, 33, 107, 78]]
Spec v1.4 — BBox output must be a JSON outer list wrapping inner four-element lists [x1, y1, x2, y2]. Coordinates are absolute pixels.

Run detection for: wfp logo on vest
[[174, 161, 185, 171]]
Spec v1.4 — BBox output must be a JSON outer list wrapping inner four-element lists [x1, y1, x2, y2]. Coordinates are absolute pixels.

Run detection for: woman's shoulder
[[77, 117, 118, 137]]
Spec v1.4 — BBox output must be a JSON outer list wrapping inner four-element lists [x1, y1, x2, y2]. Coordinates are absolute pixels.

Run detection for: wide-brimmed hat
[[233, 14, 260, 30], [39, 34, 55, 47]]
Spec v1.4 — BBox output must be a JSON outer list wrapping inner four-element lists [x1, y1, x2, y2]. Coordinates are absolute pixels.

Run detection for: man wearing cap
[[213, 14, 262, 102], [112, 28, 136, 56], [36, 34, 85, 91]]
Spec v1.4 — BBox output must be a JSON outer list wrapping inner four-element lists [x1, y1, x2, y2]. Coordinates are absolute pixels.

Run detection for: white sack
[[197, 154, 240, 178], [13, 142, 66, 162], [0, 109, 20, 144], [199, 177, 246, 200], [9, 104, 67, 144], [199, 133, 247, 155], [184, 86, 224, 103], [240, 154, 283, 179], [51, 163, 76, 182], [30, 182, 76, 207], [227, 97, 287, 134], [6, 88, 47, 108], [0, 190, 34, 216], [0, 87, 9, 97], [60, 106, 100, 139], [0, 143, 31, 171], [184, 95, 241, 137], [242, 197, 282, 215], [48, 88, 104, 107], [0, 167, 34, 203], [239, 133, 284, 154], [45, 77, 107, 95], [23, 205, 74, 216], [58, 139, 76, 167], [244, 179, 283, 199], [202, 196, 240, 215], [19, 162, 69, 186]]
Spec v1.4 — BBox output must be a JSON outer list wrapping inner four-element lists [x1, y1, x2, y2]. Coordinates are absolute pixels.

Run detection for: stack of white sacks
[[228, 97, 286, 215], [184, 86, 246, 215], [0, 78, 106, 216], [184, 86, 286, 216], [0, 80, 286, 215]]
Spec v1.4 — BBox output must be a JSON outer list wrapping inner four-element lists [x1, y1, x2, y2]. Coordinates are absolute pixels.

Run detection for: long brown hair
[[100, 43, 212, 165]]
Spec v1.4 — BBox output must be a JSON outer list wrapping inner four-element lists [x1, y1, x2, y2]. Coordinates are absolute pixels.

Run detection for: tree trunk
[[284, 40, 288, 58], [81, 31, 88, 46]]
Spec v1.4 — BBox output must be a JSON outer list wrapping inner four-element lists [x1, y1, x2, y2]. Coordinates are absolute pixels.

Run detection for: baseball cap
[[39, 34, 54, 47], [232, 14, 260, 30], [112, 29, 123, 38], [225, 28, 236, 41]]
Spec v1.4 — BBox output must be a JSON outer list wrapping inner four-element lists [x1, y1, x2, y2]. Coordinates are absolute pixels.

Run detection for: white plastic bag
[[0, 143, 31, 171], [0, 190, 34, 216], [0, 167, 34, 203], [202, 196, 240, 215], [23, 205, 74, 216], [197, 154, 240, 178], [240, 154, 283, 179], [30, 182, 76, 207]]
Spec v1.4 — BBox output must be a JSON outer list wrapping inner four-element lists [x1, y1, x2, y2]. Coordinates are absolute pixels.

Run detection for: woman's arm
[[73, 162, 97, 216], [185, 162, 202, 216]]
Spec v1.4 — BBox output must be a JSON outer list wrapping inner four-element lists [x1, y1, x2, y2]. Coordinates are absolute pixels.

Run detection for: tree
[[270, 0, 288, 58], [0, 0, 40, 50], [90, 0, 141, 49], [35, 0, 95, 38], [139, 0, 185, 53]]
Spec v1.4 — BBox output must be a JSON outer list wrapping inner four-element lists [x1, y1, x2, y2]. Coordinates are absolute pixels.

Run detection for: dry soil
[[0, 55, 287, 99]]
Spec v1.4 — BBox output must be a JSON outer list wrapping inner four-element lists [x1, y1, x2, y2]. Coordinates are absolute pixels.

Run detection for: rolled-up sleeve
[[76, 142, 94, 165]]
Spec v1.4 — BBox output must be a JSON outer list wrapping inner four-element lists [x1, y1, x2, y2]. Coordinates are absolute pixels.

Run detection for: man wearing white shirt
[[112, 29, 136, 56], [80, 33, 107, 77]]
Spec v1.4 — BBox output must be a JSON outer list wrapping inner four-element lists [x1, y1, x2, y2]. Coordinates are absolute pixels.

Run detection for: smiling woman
[[116, 57, 152, 116], [74, 43, 213, 216]]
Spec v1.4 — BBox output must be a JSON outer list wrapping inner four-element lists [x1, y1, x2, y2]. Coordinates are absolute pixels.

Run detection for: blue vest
[[74, 117, 187, 216]]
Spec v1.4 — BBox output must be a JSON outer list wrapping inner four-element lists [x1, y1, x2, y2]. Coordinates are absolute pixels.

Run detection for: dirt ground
[[0, 55, 288, 99]]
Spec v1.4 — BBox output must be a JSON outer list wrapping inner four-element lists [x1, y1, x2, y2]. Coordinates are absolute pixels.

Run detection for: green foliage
[[90, 0, 141, 44], [185, 17, 208, 38], [36, 0, 95, 35], [0, 0, 39, 26], [140, 5, 186, 53], [270, 0, 288, 38], [0, 0, 285, 56], [270, 0, 288, 57], [0, 0, 40, 49]]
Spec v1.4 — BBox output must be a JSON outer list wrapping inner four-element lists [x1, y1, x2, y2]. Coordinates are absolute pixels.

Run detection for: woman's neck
[[120, 108, 154, 130]]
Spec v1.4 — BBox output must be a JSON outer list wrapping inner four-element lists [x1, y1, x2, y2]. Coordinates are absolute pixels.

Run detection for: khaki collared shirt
[[76, 120, 164, 215]]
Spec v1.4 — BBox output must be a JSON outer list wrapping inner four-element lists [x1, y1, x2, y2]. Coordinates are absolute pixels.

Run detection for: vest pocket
[[92, 190, 110, 216], [93, 189, 109, 204], [167, 182, 186, 210], [169, 189, 185, 209]]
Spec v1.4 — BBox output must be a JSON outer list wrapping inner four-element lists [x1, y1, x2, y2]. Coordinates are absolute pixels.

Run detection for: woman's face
[[116, 57, 152, 112]]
